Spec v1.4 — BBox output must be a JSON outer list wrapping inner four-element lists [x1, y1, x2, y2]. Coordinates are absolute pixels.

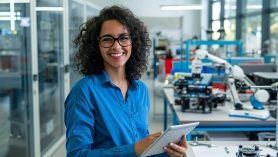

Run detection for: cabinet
[[0, 1, 68, 157]]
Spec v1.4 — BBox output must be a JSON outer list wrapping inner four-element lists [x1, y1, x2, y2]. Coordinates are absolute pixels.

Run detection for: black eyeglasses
[[97, 35, 133, 48]]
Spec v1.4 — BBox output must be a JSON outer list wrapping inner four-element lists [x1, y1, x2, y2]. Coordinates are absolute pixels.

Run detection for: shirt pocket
[[135, 105, 149, 126]]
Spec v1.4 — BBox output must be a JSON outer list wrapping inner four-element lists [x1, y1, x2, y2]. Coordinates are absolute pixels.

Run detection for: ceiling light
[[224, 5, 261, 10], [246, 5, 262, 9], [161, 5, 204, 10]]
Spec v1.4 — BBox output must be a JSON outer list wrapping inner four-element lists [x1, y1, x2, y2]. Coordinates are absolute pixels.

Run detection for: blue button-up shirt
[[64, 70, 168, 157]]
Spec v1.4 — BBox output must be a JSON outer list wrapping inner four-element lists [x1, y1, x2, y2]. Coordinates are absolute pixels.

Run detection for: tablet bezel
[[140, 122, 199, 157]]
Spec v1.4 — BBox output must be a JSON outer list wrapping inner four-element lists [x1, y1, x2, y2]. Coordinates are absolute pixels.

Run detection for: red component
[[163, 58, 180, 75], [212, 82, 226, 91]]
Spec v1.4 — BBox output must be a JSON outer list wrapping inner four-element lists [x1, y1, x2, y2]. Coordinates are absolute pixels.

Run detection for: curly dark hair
[[73, 5, 152, 80]]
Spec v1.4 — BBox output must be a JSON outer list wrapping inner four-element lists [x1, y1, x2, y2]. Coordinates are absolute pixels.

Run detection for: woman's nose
[[111, 40, 121, 49]]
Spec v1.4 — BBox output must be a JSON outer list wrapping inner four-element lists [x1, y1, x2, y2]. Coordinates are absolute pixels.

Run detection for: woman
[[64, 5, 188, 157]]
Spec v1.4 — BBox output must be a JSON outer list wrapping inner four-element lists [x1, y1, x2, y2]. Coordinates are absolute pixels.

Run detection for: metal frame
[[30, 0, 70, 156], [235, 0, 242, 40], [39, 0, 69, 156], [180, 40, 243, 72], [30, 0, 40, 156]]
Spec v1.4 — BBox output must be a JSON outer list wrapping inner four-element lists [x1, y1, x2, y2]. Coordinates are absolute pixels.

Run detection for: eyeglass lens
[[99, 36, 132, 48]]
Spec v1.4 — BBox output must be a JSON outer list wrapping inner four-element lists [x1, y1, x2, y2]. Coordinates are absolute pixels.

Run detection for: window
[[269, 13, 278, 56], [242, 0, 262, 14], [224, 19, 236, 40], [37, 0, 62, 7], [225, 0, 236, 18], [212, 20, 221, 40], [242, 15, 262, 56], [212, 1, 221, 20], [270, 0, 278, 9]]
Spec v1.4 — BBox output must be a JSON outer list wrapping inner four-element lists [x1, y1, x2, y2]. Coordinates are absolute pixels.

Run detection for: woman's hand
[[163, 135, 188, 157], [134, 132, 163, 156]]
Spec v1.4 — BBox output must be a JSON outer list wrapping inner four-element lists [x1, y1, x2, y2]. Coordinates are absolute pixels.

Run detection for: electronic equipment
[[270, 108, 277, 119], [173, 73, 214, 113], [191, 50, 270, 120], [235, 145, 278, 157], [236, 145, 261, 157]]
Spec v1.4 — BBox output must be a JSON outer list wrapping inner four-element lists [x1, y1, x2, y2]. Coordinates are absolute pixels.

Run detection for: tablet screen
[[140, 122, 199, 157]]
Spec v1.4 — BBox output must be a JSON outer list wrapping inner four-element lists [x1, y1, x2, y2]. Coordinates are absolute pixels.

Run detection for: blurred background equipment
[[173, 73, 214, 113], [192, 49, 270, 120]]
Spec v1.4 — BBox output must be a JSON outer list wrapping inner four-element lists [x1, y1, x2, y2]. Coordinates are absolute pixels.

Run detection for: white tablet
[[140, 122, 199, 157]]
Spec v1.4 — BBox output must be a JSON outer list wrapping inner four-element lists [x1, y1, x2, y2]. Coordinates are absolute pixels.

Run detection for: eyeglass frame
[[97, 35, 134, 48]]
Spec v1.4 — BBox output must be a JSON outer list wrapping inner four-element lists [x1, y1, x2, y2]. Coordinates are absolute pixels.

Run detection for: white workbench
[[186, 141, 278, 157], [162, 87, 276, 141]]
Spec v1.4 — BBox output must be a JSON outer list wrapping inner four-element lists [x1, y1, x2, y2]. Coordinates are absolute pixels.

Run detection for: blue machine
[[173, 73, 225, 113]]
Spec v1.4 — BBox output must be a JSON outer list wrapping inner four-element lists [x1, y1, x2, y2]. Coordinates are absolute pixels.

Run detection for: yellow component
[[174, 73, 179, 81], [2, 51, 5, 54], [13, 30, 17, 34]]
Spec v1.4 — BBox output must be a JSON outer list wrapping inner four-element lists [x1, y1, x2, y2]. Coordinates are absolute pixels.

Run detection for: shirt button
[[131, 114, 134, 118]]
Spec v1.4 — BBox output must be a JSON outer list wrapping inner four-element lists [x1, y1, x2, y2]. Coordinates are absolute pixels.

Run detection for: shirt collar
[[92, 70, 139, 90]]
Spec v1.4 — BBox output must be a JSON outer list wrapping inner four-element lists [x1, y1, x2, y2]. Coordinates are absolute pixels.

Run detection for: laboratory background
[[1, 0, 278, 157]]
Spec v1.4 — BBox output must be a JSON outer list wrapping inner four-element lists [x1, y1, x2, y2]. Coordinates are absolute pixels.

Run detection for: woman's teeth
[[111, 53, 123, 57]]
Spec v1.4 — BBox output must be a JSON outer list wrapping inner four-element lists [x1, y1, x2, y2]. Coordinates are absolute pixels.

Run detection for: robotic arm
[[192, 50, 270, 111]]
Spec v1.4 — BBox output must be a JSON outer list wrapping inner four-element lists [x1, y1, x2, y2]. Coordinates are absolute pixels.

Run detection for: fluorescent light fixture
[[224, 5, 261, 10], [224, 5, 236, 9], [0, 17, 16, 20], [0, 12, 12, 16], [0, 0, 30, 3], [161, 5, 204, 10], [35, 7, 64, 11], [246, 5, 262, 9]]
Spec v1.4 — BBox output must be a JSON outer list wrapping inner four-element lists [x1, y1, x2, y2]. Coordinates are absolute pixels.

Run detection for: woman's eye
[[102, 38, 113, 42], [120, 36, 129, 41]]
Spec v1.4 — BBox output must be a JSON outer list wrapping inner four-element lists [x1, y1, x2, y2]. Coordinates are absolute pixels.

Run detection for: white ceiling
[[90, 0, 202, 18]]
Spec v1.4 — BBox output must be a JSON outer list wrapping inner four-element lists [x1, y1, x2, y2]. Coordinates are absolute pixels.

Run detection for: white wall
[[140, 17, 182, 41], [91, 0, 196, 18], [89, 0, 206, 43], [181, 10, 201, 40]]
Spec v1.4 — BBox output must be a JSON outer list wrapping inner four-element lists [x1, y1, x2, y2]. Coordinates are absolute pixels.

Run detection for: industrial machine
[[191, 49, 270, 120], [236, 145, 261, 157], [173, 72, 226, 113], [173, 73, 213, 113]]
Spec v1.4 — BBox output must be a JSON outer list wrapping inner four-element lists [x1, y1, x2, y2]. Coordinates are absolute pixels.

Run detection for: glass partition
[[242, 15, 262, 56], [224, 18, 236, 40], [212, 1, 221, 20], [212, 20, 220, 40], [224, 0, 236, 18], [269, 12, 278, 63], [86, 5, 99, 20], [37, 0, 62, 7], [270, 0, 278, 9], [69, 0, 84, 88], [0, 2, 33, 157], [68, 3, 100, 88], [242, 0, 262, 14], [36, 10, 64, 154]]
